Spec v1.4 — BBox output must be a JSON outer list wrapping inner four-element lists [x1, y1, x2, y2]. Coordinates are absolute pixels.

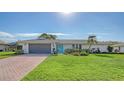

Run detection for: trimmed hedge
[[64, 49, 89, 56], [0, 52, 16, 56], [71, 52, 80, 56], [80, 51, 89, 56], [15, 50, 24, 54]]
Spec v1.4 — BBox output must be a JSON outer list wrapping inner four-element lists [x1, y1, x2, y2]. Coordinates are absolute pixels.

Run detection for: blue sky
[[0, 12, 124, 42]]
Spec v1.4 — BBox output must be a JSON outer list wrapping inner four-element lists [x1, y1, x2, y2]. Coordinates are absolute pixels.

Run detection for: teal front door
[[57, 44, 64, 53]]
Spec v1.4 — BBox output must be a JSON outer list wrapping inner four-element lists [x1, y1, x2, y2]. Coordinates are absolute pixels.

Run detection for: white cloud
[[47, 33, 70, 36], [16, 32, 70, 38], [15, 33, 40, 37], [0, 31, 71, 42], [87, 32, 110, 35], [0, 31, 15, 38], [0, 31, 17, 42], [0, 38, 17, 42], [0, 31, 70, 39]]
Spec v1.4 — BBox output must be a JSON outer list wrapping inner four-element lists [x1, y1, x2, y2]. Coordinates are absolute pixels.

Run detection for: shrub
[[107, 46, 113, 53], [73, 49, 81, 52], [64, 49, 74, 54], [0, 52, 16, 56], [51, 53, 58, 56], [64, 48, 89, 56], [80, 49, 89, 53], [51, 51, 58, 56], [53, 51, 58, 54], [71, 52, 80, 56], [15, 50, 24, 54], [64, 49, 83, 54], [80, 51, 89, 56]]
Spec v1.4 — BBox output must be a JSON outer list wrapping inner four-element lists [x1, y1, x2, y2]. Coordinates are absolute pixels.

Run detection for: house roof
[[112, 44, 124, 47], [17, 39, 88, 44], [17, 39, 124, 45]]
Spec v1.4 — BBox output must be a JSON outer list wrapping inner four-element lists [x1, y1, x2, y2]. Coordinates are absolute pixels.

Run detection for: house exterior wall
[[18, 43, 29, 53], [90, 45, 108, 52], [0, 45, 6, 51], [23, 43, 29, 53], [63, 44, 108, 52], [63, 44, 73, 50], [120, 47, 124, 52], [113, 46, 124, 53], [81, 45, 89, 49], [51, 43, 55, 53], [113, 46, 119, 52]]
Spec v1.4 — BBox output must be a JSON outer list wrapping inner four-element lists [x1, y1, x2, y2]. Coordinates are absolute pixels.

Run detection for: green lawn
[[0, 52, 16, 59], [22, 54, 124, 81]]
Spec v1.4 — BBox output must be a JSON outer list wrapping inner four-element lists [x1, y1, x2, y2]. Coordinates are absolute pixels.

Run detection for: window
[[17, 45, 23, 50], [76, 44, 78, 49], [72, 44, 75, 49], [79, 44, 82, 49]]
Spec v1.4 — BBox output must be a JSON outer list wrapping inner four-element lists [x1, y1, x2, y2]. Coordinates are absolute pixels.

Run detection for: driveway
[[0, 54, 48, 81]]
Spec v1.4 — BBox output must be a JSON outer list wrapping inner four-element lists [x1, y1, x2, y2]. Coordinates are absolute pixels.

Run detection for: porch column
[[51, 42, 56, 53]]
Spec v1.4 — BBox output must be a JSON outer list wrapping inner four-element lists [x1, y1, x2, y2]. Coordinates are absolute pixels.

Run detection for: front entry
[[57, 44, 64, 53]]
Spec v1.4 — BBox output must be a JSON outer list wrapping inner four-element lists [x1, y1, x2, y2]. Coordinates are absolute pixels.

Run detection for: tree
[[49, 35, 57, 40], [107, 45, 113, 53], [87, 35, 97, 50], [38, 33, 57, 40], [38, 33, 49, 39]]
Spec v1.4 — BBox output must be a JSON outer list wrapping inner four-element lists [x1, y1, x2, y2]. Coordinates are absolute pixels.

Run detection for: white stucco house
[[0, 40, 8, 52], [17, 39, 124, 54]]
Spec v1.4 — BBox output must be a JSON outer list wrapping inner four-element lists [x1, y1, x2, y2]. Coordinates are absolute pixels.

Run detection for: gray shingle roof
[[17, 39, 124, 45]]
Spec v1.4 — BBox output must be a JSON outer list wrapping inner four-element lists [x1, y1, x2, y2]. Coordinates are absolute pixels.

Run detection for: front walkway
[[0, 54, 48, 81]]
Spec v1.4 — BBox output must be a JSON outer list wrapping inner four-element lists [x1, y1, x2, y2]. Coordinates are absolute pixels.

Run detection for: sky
[[0, 12, 124, 42]]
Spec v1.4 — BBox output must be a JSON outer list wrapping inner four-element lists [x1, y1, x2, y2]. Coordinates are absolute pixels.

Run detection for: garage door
[[29, 44, 51, 54]]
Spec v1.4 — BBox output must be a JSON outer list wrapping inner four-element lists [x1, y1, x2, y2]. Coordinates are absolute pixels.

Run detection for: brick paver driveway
[[0, 54, 48, 81]]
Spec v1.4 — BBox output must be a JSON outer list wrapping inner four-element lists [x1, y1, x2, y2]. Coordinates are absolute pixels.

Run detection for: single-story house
[[7, 42, 22, 51], [0, 40, 8, 52], [17, 39, 124, 54]]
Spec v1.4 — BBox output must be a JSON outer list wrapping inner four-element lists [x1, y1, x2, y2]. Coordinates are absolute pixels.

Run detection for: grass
[[0, 52, 16, 59], [22, 54, 124, 81]]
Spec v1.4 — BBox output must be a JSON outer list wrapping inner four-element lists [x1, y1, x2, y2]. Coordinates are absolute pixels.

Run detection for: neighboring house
[[0, 40, 8, 52], [17, 39, 124, 54], [112, 44, 124, 53], [7, 42, 22, 51]]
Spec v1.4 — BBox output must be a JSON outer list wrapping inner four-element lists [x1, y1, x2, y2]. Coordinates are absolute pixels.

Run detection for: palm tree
[[87, 35, 97, 50], [38, 33, 49, 39], [38, 33, 57, 40], [49, 35, 57, 40]]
